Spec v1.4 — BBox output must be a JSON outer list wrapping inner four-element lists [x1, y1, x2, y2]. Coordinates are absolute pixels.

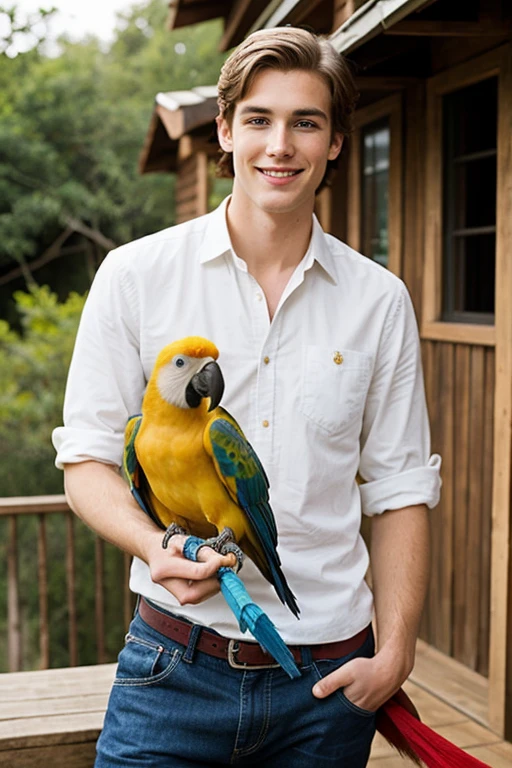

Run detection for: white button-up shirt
[[53, 197, 441, 644]]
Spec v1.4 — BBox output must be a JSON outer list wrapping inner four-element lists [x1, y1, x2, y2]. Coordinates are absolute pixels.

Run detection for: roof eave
[[329, 0, 431, 53]]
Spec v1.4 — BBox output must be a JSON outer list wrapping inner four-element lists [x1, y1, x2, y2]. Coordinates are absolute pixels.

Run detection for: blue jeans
[[95, 602, 376, 767]]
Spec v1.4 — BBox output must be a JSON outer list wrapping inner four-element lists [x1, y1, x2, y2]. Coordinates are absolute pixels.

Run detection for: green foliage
[[0, 285, 85, 495], [0, 287, 132, 670], [0, 1, 227, 291]]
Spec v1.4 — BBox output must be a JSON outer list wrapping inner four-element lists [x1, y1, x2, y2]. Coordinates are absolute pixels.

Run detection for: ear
[[328, 132, 344, 161], [216, 116, 233, 153]]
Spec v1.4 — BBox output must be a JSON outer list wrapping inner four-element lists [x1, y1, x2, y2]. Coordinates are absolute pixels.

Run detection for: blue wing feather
[[209, 415, 299, 618]]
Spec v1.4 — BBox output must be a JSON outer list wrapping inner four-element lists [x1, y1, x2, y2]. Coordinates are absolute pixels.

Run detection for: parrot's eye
[[175, 357, 186, 368]]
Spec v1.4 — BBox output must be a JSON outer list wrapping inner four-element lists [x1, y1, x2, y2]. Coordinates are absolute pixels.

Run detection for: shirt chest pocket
[[299, 346, 373, 435]]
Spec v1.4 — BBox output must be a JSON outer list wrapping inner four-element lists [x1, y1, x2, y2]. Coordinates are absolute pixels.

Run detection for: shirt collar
[[198, 197, 233, 264], [199, 196, 337, 284]]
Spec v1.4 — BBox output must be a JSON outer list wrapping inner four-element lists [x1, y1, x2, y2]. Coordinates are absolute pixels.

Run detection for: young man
[[54, 27, 441, 767]]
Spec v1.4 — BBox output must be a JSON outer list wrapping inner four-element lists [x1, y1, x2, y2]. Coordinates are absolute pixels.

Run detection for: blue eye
[[175, 358, 185, 368]]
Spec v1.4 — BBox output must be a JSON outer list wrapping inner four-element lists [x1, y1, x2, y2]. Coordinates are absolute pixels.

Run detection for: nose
[[265, 124, 294, 158]]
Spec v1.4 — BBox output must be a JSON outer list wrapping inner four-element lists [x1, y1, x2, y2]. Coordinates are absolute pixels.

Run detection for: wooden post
[[37, 514, 50, 669], [95, 537, 106, 664], [66, 512, 78, 666], [489, 42, 512, 739], [196, 151, 209, 217], [7, 516, 21, 672]]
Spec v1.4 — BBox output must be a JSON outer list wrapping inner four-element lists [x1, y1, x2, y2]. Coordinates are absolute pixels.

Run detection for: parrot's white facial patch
[[157, 355, 215, 408]]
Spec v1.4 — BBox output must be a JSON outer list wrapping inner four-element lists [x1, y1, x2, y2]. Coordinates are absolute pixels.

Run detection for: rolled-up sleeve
[[359, 284, 441, 516], [52, 248, 146, 469]]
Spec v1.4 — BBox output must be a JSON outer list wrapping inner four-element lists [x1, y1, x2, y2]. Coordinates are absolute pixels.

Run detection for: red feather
[[377, 694, 492, 768]]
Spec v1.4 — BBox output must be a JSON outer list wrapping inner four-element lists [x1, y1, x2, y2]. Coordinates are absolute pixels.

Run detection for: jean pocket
[[312, 629, 377, 718], [299, 346, 373, 435], [113, 633, 182, 687]]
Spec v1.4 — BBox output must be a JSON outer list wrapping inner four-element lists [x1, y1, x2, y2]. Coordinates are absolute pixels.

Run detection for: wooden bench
[[0, 664, 115, 767]]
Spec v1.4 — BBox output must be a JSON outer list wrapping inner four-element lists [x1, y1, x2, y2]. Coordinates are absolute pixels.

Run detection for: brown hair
[[216, 26, 358, 186]]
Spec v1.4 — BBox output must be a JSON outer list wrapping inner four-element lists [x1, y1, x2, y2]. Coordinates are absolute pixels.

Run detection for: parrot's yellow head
[[152, 336, 224, 411]]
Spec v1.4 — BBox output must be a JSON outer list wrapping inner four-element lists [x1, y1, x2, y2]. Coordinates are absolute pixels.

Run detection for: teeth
[[262, 170, 298, 178]]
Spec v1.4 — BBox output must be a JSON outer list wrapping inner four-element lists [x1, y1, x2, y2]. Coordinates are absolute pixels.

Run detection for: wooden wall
[[420, 341, 494, 676], [175, 152, 209, 224], [336, 75, 497, 677]]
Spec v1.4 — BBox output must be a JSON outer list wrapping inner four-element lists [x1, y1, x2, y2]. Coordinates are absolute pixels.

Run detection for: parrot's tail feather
[[249, 609, 301, 680], [218, 569, 300, 680], [378, 701, 492, 768]]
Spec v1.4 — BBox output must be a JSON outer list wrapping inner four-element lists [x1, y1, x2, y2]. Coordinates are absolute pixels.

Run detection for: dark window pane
[[451, 234, 496, 314], [361, 120, 390, 268], [442, 77, 497, 322], [445, 78, 497, 157], [452, 156, 497, 229]]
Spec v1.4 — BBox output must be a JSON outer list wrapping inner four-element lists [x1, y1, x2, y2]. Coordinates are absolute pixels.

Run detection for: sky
[[3, 0, 145, 54]]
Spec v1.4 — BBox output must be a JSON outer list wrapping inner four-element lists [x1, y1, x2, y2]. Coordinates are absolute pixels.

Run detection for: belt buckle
[[227, 639, 281, 670]]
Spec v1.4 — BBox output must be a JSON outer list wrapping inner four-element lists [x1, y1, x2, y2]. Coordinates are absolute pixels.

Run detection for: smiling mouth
[[257, 168, 303, 178]]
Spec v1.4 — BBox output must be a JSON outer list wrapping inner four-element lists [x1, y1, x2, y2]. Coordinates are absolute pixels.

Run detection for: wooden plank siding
[[420, 341, 494, 676], [175, 152, 210, 224]]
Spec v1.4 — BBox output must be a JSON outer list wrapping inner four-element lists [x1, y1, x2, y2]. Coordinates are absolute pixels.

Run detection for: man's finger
[[164, 576, 221, 605], [312, 662, 353, 698]]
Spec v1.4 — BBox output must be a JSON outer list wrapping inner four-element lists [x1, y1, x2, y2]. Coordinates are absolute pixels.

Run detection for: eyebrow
[[238, 106, 329, 121]]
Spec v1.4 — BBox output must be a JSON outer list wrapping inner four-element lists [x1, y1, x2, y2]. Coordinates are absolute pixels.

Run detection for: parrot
[[123, 336, 300, 677]]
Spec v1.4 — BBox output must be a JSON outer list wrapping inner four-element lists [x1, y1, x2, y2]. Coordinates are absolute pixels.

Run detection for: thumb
[[312, 660, 354, 699]]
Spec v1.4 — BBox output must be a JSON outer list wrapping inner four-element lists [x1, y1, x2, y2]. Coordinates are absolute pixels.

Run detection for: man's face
[[217, 68, 343, 217]]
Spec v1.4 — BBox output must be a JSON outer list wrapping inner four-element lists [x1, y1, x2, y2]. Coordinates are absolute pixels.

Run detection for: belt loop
[[183, 624, 202, 664], [300, 645, 313, 667]]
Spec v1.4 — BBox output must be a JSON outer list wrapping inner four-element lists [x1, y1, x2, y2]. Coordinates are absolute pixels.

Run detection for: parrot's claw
[[220, 542, 244, 573], [198, 527, 244, 571], [162, 523, 189, 549]]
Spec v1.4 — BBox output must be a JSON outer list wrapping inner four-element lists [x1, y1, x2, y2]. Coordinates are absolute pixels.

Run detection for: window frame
[[421, 47, 510, 347], [347, 93, 403, 277]]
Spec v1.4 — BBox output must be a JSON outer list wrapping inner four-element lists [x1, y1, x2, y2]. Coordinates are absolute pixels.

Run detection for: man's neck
[[225, 195, 314, 279]]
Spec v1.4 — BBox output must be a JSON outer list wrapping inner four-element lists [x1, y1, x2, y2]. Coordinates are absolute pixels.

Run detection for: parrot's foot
[[200, 527, 245, 572], [162, 523, 189, 550], [220, 542, 244, 573]]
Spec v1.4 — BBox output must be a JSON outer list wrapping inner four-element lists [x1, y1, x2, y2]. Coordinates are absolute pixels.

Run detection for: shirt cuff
[[359, 454, 442, 517], [52, 426, 124, 469]]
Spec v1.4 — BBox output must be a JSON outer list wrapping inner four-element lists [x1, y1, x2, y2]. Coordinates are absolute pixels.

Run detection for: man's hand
[[312, 644, 412, 712], [144, 532, 236, 605]]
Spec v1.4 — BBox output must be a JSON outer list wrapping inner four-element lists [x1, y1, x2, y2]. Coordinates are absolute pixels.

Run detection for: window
[[361, 120, 390, 268], [346, 94, 402, 277], [442, 77, 497, 323]]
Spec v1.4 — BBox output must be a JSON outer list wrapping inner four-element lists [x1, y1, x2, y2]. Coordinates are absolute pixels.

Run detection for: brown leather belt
[[139, 597, 370, 670]]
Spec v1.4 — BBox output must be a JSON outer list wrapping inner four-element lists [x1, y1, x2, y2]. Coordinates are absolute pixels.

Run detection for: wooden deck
[[1, 644, 511, 767]]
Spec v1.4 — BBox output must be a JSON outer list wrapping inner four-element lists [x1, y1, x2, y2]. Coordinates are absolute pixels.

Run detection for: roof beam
[[385, 20, 512, 37], [355, 75, 421, 90], [220, 0, 268, 51], [167, 1, 230, 31]]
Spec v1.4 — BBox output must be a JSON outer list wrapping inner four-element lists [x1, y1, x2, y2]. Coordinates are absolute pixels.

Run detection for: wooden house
[[139, 86, 221, 222], [142, 0, 512, 741]]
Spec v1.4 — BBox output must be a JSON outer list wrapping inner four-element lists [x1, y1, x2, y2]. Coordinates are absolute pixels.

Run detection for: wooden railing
[[0, 496, 134, 672]]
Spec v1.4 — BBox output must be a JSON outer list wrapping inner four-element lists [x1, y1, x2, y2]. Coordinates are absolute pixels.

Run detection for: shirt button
[[256, 293, 263, 301], [262, 420, 269, 428], [263, 356, 270, 364]]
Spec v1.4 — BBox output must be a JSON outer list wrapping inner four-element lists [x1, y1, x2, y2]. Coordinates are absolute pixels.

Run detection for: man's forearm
[[63, 460, 232, 604], [64, 460, 163, 563], [370, 504, 430, 676]]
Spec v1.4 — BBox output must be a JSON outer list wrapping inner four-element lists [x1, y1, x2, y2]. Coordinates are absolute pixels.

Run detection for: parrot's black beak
[[187, 361, 225, 411]]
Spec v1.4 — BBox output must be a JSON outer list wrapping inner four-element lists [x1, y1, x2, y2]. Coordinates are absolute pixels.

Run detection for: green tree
[[0, 1, 227, 316]]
